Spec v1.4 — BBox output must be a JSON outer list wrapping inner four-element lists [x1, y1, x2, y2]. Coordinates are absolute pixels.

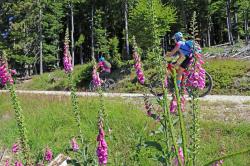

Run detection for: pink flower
[[11, 69, 17, 75], [0, 64, 13, 86], [5, 160, 9, 166], [173, 147, 184, 166], [164, 75, 168, 87], [14, 161, 23, 166], [12, 143, 19, 153], [63, 29, 73, 73], [133, 51, 145, 85], [96, 128, 108, 166], [71, 138, 79, 152], [170, 98, 177, 113], [44, 147, 53, 161], [92, 66, 102, 87], [212, 160, 224, 166], [63, 42, 73, 73]]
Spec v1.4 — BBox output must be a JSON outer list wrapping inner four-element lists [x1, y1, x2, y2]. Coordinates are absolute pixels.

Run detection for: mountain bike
[[147, 61, 213, 98]]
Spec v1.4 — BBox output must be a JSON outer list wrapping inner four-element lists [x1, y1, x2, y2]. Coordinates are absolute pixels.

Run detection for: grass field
[[0, 93, 249, 165]]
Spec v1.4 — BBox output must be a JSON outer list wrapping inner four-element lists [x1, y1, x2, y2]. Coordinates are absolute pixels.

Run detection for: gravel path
[[1, 90, 250, 103]]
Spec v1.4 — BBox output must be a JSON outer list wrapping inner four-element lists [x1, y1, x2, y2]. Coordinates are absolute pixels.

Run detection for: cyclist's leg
[[179, 57, 192, 87]]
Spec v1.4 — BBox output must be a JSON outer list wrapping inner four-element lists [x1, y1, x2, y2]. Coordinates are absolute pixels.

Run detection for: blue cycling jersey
[[177, 40, 193, 57]]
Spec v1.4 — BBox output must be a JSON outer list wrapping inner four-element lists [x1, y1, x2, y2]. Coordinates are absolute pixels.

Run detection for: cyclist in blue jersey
[[165, 32, 194, 87]]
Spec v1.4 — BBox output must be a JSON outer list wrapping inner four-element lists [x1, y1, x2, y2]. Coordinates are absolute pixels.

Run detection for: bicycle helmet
[[172, 32, 183, 42], [99, 56, 105, 62]]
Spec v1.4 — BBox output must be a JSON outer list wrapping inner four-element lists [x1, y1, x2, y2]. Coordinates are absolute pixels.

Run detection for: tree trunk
[[39, 0, 43, 75], [226, 0, 234, 45], [233, 0, 240, 42], [207, 16, 211, 47], [57, 44, 59, 68], [91, 2, 95, 61], [124, 0, 129, 59], [244, 10, 249, 44], [79, 25, 84, 65], [70, 2, 75, 66]]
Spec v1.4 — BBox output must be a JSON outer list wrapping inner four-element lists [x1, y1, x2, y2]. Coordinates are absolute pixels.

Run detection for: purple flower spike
[[44, 147, 53, 161], [12, 143, 19, 153], [133, 51, 145, 85], [0, 64, 14, 86], [63, 28, 73, 73], [5, 159, 9, 166], [71, 138, 79, 152], [170, 99, 177, 113], [96, 128, 108, 166], [92, 66, 102, 87], [173, 147, 184, 166], [14, 161, 23, 166]]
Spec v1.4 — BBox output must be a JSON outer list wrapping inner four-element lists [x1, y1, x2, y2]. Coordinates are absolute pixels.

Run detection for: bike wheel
[[106, 79, 116, 90], [198, 72, 213, 97]]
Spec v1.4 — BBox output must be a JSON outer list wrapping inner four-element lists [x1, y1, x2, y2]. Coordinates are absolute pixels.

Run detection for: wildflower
[[12, 143, 19, 153], [212, 160, 224, 166], [63, 28, 73, 73], [71, 138, 79, 152], [173, 147, 184, 166], [5, 159, 9, 166], [92, 66, 102, 87], [0, 64, 13, 86], [170, 98, 177, 113], [133, 51, 145, 85], [96, 128, 108, 166], [11, 69, 17, 75], [14, 161, 23, 166], [44, 147, 53, 161], [144, 95, 153, 117], [63, 42, 73, 73], [164, 75, 168, 87]]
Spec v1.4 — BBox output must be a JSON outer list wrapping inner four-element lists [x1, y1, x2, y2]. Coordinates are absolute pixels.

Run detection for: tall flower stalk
[[96, 89, 108, 166], [0, 57, 31, 165], [63, 28, 89, 164]]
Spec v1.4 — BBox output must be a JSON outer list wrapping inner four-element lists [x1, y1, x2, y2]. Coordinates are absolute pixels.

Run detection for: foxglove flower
[[71, 138, 79, 152], [133, 51, 145, 85], [0, 64, 13, 86], [12, 143, 19, 153], [212, 160, 224, 166], [92, 66, 101, 87], [187, 59, 206, 89], [63, 28, 73, 73], [173, 147, 184, 166], [5, 159, 9, 166], [14, 161, 23, 166], [44, 148, 53, 161], [96, 128, 108, 166], [170, 98, 177, 113], [164, 75, 168, 87]]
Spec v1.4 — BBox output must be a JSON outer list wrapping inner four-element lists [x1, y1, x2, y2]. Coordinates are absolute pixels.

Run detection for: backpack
[[103, 60, 111, 69], [185, 40, 194, 49]]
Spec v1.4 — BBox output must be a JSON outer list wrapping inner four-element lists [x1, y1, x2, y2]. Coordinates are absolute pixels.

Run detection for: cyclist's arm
[[165, 44, 180, 57]]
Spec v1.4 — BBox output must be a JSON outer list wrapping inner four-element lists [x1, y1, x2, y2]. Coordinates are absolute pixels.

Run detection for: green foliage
[[108, 36, 122, 69], [204, 59, 250, 95], [94, 9, 109, 54], [129, 0, 176, 50], [0, 95, 249, 165]]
